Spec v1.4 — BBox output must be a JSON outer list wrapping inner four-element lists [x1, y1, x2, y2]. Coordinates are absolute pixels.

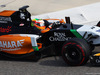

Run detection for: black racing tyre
[[89, 44, 95, 51], [61, 38, 91, 66]]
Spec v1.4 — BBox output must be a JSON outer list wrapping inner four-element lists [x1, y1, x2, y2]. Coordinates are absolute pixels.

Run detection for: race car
[[0, 5, 100, 66]]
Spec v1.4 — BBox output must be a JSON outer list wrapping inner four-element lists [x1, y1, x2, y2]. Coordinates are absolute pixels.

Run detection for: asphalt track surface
[[0, 47, 100, 75]]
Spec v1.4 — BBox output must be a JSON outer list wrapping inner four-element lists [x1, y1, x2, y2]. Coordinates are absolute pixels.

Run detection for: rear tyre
[[61, 38, 90, 66]]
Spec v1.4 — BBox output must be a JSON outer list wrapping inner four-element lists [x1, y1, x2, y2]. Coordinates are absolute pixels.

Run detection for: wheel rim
[[64, 45, 82, 62]]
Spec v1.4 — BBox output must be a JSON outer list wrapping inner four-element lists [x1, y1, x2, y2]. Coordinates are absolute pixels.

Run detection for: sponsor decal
[[0, 17, 12, 23], [96, 56, 100, 63], [49, 32, 71, 41], [0, 39, 24, 51], [0, 26, 12, 33], [19, 23, 24, 26], [96, 29, 100, 32]]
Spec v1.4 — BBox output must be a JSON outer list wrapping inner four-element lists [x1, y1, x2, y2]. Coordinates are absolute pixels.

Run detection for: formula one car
[[0, 5, 100, 66]]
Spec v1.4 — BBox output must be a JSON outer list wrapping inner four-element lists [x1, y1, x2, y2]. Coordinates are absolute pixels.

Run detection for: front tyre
[[61, 38, 90, 66]]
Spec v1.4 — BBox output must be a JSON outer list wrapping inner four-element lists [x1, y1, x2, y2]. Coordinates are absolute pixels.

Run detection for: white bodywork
[[10, 34, 40, 47], [19, 34, 40, 47], [77, 25, 100, 45]]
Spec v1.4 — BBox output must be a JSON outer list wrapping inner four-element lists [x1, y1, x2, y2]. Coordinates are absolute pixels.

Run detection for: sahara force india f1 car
[[0, 6, 100, 66]]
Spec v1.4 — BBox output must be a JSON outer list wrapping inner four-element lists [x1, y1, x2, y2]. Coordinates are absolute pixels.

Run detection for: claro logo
[[0, 26, 12, 33], [0, 39, 24, 51]]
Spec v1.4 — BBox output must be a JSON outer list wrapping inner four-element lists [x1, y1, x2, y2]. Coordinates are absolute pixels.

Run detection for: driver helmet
[[33, 18, 45, 26]]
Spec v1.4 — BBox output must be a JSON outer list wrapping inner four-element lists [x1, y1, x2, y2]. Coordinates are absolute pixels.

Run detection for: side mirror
[[65, 17, 71, 24], [65, 17, 74, 29]]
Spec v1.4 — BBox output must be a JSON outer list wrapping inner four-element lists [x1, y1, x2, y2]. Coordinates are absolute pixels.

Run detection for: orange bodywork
[[33, 23, 51, 33], [94, 53, 100, 56], [34, 24, 45, 30], [37, 43, 42, 49], [0, 10, 16, 16], [41, 28, 51, 33], [44, 19, 65, 24], [59, 19, 66, 24], [0, 35, 41, 54]]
